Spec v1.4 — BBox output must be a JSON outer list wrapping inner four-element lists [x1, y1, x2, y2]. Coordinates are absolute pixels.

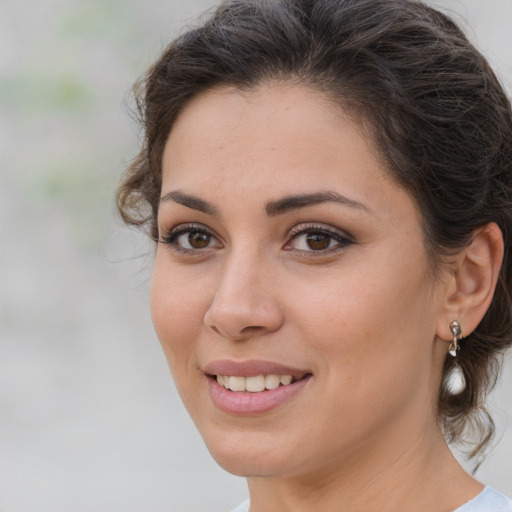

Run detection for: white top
[[230, 486, 512, 512], [455, 487, 512, 511]]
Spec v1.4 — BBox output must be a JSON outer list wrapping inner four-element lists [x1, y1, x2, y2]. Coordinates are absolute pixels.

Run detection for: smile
[[215, 374, 299, 392], [204, 361, 312, 415], [203, 360, 312, 414]]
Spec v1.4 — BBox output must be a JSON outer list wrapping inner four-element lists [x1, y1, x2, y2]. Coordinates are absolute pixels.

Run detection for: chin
[[201, 428, 300, 478]]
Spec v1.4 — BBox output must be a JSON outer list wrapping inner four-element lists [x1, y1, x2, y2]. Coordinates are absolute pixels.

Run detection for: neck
[[247, 423, 482, 512]]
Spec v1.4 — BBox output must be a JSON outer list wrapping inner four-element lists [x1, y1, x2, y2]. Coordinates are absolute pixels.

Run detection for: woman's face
[[151, 83, 450, 478]]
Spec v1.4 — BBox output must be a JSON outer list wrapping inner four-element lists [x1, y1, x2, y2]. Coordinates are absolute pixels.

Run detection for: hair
[[117, 0, 512, 462]]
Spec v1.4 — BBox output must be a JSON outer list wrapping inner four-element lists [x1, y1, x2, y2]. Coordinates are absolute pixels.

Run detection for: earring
[[449, 320, 462, 357]]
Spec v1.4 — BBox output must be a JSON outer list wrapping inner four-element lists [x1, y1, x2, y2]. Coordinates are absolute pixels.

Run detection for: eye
[[159, 224, 221, 252], [285, 224, 354, 253]]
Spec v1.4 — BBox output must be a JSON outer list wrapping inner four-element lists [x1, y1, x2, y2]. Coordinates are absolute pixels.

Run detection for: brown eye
[[188, 231, 211, 248], [286, 225, 354, 253], [305, 233, 331, 251], [162, 225, 221, 251]]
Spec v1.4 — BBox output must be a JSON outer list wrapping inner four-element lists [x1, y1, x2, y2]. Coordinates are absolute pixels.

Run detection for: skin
[[150, 83, 498, 512]]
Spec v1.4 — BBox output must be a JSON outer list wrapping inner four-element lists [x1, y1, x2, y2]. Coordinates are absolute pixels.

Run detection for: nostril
[[240, 325, 266, 336], [211, 324, 266, 341], [206, 321, 269, 342], [209, 325, 222, 336]]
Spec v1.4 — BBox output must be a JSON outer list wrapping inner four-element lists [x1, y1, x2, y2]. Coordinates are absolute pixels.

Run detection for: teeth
[[280, 375, 293, 386], [215, 374, 298, 392], [245, 375, 266, 392], [228, 376, 246, 392], [265, 374, 280, 390]]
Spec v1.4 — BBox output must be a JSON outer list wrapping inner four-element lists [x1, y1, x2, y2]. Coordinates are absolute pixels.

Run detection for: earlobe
[[437, 222, 504, 342]]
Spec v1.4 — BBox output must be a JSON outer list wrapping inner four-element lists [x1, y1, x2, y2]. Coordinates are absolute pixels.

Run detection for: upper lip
[[203, 359, 311, 378]]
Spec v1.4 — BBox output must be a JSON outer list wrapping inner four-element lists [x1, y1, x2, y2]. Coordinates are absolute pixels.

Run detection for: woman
[[117, 0, 512, 510]]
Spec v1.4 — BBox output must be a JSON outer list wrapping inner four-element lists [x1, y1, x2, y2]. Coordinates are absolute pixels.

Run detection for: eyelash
[[159, 224, 218, 254], [158, 223, 354, 255], [285, 224, 354, 254]]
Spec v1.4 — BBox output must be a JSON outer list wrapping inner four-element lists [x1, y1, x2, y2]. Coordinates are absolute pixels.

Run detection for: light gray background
[[1, 1, 511, 511]]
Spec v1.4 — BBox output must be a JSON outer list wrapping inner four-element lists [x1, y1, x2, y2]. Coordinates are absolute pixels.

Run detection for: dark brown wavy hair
[[117, 0, 512, 462]]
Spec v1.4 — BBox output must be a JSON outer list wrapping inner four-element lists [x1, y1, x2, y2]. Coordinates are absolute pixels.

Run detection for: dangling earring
[[449, 320, 462, 357], [447, 362, 465, 393]]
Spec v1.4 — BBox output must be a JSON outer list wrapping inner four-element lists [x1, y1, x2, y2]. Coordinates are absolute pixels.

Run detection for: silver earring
[[449, 320, 462, 357]]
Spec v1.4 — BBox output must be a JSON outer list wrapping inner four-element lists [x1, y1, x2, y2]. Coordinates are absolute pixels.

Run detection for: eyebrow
[[159, 190, 219, 216], [265, 191, 370, 216], [159, 189, 370, 217]]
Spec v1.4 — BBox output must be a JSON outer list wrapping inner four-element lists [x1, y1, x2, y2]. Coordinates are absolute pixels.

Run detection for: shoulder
[[454, 487, 512, 512], [228, 490, 512, 512], [230, 499, 250, 512]]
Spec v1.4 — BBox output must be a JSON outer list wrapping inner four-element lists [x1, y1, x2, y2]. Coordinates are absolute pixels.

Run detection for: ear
[[436, 222, 504, 341]]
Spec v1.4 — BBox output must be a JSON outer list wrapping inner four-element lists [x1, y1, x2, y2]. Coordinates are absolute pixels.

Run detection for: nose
[[203, 252, 284, 341]]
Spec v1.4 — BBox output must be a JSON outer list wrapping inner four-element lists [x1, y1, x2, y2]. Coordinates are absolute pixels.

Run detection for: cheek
[[149, 258, 210, 369], [289, 269, 437, 447], [294, 255, 436, 382]]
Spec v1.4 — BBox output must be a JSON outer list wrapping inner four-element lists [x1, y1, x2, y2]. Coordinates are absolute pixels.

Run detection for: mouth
[[209, 373, 307, 392], [203, 360, 313, 415]]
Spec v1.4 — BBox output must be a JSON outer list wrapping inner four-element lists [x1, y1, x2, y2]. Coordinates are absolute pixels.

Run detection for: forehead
[[161, 83, 416, 226]]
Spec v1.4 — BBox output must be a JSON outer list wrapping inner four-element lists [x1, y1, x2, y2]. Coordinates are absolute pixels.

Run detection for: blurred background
[[0, 1, 511, 511]]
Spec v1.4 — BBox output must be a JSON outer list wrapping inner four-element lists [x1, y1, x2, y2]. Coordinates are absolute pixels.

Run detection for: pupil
[[306, 233, 330, 250], [189, 231, 210, 248]]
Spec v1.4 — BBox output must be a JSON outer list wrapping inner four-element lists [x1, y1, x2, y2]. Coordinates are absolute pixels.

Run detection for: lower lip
[[207, 375, 312, 415]]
